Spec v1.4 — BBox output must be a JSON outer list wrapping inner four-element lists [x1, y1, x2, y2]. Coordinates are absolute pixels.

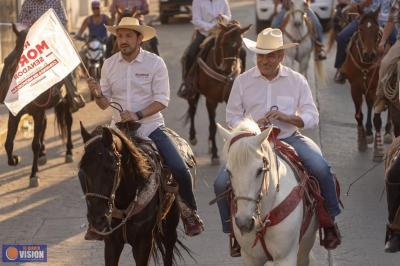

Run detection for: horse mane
[[0, 29, 27, 103], [223, 119, 266, 168]]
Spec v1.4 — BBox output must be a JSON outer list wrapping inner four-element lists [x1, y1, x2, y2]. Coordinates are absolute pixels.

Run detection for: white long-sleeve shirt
[[226, 65, 319, 139], [100, 49, 170, 137], [192, 0, 232, 36]]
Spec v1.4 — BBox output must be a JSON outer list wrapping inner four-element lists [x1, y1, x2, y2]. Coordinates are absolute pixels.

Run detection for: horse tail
[[314, 59, 327, 88], [54, 100, 68, 142], [326, 28, 337, 54]]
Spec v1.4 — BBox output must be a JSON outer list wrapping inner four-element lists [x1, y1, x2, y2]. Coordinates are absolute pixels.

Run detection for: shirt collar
[[252, 64, 289, 79], [117, 48, 144, 63]]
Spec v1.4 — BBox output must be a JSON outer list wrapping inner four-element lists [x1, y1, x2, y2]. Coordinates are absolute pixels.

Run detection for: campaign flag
[[4, 8, 81, 116]]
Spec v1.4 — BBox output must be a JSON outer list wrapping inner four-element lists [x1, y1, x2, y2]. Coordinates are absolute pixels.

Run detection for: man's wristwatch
[[135, 111, 144, 120]]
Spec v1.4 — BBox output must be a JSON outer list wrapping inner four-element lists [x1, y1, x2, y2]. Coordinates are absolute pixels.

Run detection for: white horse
[[218, 119, 318, 266], [281, 0, 324, 82]]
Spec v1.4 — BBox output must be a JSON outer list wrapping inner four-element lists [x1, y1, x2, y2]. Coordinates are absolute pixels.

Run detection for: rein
[[281, 9, 314, 44]]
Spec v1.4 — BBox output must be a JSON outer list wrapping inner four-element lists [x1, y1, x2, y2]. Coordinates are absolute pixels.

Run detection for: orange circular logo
[[5, 247, 18, 261]]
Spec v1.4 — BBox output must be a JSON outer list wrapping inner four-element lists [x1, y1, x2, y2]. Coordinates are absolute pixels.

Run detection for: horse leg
[[5, 112, 22, 166], [65, 103, 74, 163], [365, 101, 374, 144], [38, 115, 47, 166], [187, 93, 200, 145], [373, 112, 384, 162], [390, 105, 400, 137], [206, 100, 220, 165], [132, 233, 153, 266], [30, 111, 46, 187], [351, 89, 367, 151], [384, 109, 393, 144], [104, 238, 124, 266], [299, 55, 310, 79], [162, 202, 179, 266]]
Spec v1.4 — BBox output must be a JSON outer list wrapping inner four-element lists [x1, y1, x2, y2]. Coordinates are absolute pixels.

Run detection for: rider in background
[[271, 0, 327, 60], [109, 0, 149, 24], [17, 0, 85, 113], [375, 0, 400, 113], [334, 0, 396, 83], [76, 1, 112, 42]]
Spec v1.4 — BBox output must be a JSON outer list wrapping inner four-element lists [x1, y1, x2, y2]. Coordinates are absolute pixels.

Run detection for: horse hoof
[[65, 154, 73, 163], [211, 157, 220, 165], [384, 133, 393, 144], [373, 154, 384, 162], [8, 155, 21, 166], [38, 155, 47, 166], [190, 138, 197, 146], [358, 143, 367, 152], [29, 177, 39, 188], [366, 135, 374, 144]]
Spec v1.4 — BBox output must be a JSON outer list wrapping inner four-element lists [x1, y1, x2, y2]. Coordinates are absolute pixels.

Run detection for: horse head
[[218, 120, 276, 234], [216, 22, 251, 74], [79, 123, 150, 234], [289, 0, 308, 28], [0, 23, 28, 103], [357, 7, 381, 63]]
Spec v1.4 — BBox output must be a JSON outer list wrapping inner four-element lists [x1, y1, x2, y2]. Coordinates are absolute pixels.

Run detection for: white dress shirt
[[226, 65, 319, 139], [192, 0, 232, 36], [100, 49, 170, 137]]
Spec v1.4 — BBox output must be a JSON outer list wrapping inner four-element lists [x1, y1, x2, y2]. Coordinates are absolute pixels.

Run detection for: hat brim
[[105, 24, 156, 42], [243, 38, 298, 55]]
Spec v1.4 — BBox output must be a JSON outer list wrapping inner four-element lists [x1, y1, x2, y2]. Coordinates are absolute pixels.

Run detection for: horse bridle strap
[[228, 132, 257, 150], [197, 57, 236, 84]]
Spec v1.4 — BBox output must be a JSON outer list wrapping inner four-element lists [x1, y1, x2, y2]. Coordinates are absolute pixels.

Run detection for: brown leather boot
[[84, 228, 103, 241], [181, 209, 204, 236], [374, 96, 387, 113], [314, 41, 327, 61], [230, 234, 241, 257], [321, 223, 341, 250]]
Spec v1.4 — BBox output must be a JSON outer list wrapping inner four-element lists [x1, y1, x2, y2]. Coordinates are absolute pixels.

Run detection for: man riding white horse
[[214, 28, 342, 257], [271, 0, 327, 61]]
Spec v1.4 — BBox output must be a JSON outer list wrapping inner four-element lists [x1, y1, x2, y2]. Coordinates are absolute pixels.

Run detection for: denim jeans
[[149, 126, 197, 210], [335, 20, 397, 69], [214, 131, 341, 234], [271, 8, 324, 42]]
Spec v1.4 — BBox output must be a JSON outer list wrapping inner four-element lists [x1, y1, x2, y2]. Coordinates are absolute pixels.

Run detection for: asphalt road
[[1, 0, 399, 265]]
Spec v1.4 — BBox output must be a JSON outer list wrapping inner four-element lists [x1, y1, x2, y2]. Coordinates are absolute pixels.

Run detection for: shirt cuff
[[298, 113, 316, 129]]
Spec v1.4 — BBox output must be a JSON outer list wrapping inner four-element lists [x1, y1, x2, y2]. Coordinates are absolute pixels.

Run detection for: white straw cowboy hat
[[243, 28, 298, 55], [105, 17, 156, 42]]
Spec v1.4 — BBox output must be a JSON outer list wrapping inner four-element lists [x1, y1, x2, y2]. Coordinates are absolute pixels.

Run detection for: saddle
[[113, 122, 196, 223]]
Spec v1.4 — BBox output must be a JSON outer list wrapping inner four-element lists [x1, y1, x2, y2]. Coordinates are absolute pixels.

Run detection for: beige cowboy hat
[[243, 28, 298, 55], [105, 17, 156, 42]]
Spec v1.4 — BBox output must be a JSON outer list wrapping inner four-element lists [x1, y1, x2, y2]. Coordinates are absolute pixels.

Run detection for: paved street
[[1, 0, 400, 265]]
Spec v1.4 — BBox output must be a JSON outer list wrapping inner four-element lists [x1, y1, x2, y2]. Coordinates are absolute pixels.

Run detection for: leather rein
[[281, 9, 313, 44]]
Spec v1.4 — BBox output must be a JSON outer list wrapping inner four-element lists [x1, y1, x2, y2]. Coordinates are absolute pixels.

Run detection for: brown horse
[[341, 9, 391, 161], [0, 24, 73, 187], [79, 123, 191, 266], [382, 61, 400, 137], [185, 22, 251, 164]]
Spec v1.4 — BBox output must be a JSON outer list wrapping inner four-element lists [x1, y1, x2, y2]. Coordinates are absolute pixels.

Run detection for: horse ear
[[373, 5, 381, 19], [80, 121, 92, 143], [217, 123, 232, 142], [102, 127, 114, 147], [255, 127, 273, 146], [240, 24, 252, 35]]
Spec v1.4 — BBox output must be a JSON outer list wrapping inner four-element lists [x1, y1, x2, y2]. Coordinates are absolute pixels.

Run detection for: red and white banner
[[5, 8, 81, 116]]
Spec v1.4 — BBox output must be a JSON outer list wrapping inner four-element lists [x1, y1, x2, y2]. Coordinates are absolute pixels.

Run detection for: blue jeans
[[214, 131, 341, 234], [149, 126, 197, 210], [271, 8, 324, 42], [335, 20, 397, 69]]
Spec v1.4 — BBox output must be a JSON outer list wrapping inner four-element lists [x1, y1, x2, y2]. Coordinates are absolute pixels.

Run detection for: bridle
[[83, 134, 137, 236]]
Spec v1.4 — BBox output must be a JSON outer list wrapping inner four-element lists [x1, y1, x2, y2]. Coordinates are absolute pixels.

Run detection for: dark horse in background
[[0, 24, 73, 187], [184, 21, 251, 164], [105, 7, 159, 58], [340, 9, 392, 161], [79, 123, 191, 265]]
